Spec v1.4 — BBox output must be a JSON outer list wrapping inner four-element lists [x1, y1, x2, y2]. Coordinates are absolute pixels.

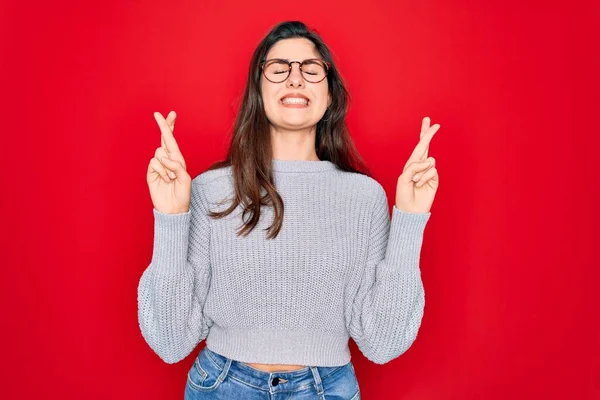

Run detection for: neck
[[270, 124, 319, 161]]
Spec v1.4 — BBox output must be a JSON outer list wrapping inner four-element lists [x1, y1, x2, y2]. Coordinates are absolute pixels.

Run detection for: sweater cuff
[[384, 206, 431, 269], [151, 208, 192, 269]]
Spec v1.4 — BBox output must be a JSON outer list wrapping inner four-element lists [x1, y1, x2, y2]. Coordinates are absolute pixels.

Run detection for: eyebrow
[[268, 58, 319, 61]]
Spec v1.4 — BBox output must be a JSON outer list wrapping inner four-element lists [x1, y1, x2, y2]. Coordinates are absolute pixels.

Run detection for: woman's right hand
[[146, 111, 192, 214]]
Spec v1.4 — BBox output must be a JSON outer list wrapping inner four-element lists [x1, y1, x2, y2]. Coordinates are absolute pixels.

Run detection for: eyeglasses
[[259, 58, 331, 83]]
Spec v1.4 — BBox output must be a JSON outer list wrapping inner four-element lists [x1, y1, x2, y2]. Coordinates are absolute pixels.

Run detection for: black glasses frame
[[259, 58, 332, 83]]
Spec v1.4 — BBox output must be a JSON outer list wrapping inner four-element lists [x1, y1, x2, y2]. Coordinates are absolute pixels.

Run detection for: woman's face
[[260, 38, 331, 132]]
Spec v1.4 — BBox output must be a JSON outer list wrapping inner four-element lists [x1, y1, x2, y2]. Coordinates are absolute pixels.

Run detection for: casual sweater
[[137, 159, 431, 366]]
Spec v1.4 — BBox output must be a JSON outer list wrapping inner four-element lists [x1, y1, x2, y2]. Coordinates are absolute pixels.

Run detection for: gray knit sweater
[[137, 159, 431, 366]]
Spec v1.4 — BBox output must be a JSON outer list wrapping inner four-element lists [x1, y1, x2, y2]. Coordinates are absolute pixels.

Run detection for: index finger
[[406, 117, 440, 165], [160, 111, 177, 152], [154, 112, 183, 160]]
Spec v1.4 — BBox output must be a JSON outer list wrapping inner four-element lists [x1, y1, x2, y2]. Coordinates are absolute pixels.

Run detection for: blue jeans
[[184, 346, 361, 399]]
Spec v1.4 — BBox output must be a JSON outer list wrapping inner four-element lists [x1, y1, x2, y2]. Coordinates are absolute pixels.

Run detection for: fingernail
[[413, 174, 421, 182], [169, 171, 176, 179]]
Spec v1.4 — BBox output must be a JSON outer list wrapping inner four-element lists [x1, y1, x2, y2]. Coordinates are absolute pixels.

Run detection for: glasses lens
[[301, 60, 327, 83], [262, 59, 328, 83], [263, 60, 290, 83]]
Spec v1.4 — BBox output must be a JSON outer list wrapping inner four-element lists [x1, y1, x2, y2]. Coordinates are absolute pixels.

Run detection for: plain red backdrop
[[0, 0, 594, 399]]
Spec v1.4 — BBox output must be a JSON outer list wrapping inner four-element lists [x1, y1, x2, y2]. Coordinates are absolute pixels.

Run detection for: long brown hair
[[204, 20, 372, 239]]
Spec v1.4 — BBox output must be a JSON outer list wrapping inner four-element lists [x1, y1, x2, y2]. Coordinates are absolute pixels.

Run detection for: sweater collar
[[271, 159, 337, 173]]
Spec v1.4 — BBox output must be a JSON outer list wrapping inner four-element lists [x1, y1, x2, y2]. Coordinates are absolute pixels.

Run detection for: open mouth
[[280, 98, 310, 106]]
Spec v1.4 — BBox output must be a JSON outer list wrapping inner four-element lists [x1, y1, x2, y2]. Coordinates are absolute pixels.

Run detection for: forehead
[[266, 38, 321, 60]]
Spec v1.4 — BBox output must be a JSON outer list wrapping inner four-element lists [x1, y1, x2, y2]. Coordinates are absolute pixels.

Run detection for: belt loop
[[310, 366, 325, 398]]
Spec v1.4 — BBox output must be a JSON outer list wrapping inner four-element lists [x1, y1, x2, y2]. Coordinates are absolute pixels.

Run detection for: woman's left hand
[[395, 117, 441, 214]]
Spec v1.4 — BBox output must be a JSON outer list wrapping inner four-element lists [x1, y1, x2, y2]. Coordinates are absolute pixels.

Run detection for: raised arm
[[137, 180, 213, 364], [138, 111, 213, 364], [345, 183, 431, 364]]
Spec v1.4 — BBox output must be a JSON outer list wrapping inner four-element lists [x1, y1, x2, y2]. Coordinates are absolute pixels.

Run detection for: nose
[[286, 62, 304, 88]]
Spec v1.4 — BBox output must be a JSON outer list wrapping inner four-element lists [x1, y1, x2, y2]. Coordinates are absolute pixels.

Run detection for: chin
[[283, 119, 318, 128]]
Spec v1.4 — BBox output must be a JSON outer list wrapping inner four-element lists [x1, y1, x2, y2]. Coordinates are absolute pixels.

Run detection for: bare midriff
[[244, 363, 307, 372]]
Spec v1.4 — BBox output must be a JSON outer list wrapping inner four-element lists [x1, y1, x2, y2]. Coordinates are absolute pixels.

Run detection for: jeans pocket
[[186, 347, 227, 392], [323, 362, 361, 399]]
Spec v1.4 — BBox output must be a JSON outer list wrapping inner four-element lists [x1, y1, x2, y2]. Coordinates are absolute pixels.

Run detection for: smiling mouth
[[280, 98, 310, 106]]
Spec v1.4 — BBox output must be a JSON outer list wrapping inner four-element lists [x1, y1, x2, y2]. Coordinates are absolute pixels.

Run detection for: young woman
[[139, 20, 440, 399]]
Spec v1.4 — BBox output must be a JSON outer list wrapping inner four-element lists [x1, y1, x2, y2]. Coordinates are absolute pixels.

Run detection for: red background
[[1, 1, 594, 399]]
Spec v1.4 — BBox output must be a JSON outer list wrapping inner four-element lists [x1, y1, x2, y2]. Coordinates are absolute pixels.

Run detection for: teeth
[[282, 98, 308, 105]]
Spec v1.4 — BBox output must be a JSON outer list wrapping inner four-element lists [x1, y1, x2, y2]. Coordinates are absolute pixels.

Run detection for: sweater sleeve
[[137, 180, 213, 364], [345, 183, 431, 364]]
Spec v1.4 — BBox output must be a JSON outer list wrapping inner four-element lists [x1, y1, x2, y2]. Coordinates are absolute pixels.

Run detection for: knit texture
[[137, 159, 431, 366]]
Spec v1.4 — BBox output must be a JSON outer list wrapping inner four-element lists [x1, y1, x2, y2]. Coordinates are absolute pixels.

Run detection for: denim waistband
[[203, 346, 350, 394]]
